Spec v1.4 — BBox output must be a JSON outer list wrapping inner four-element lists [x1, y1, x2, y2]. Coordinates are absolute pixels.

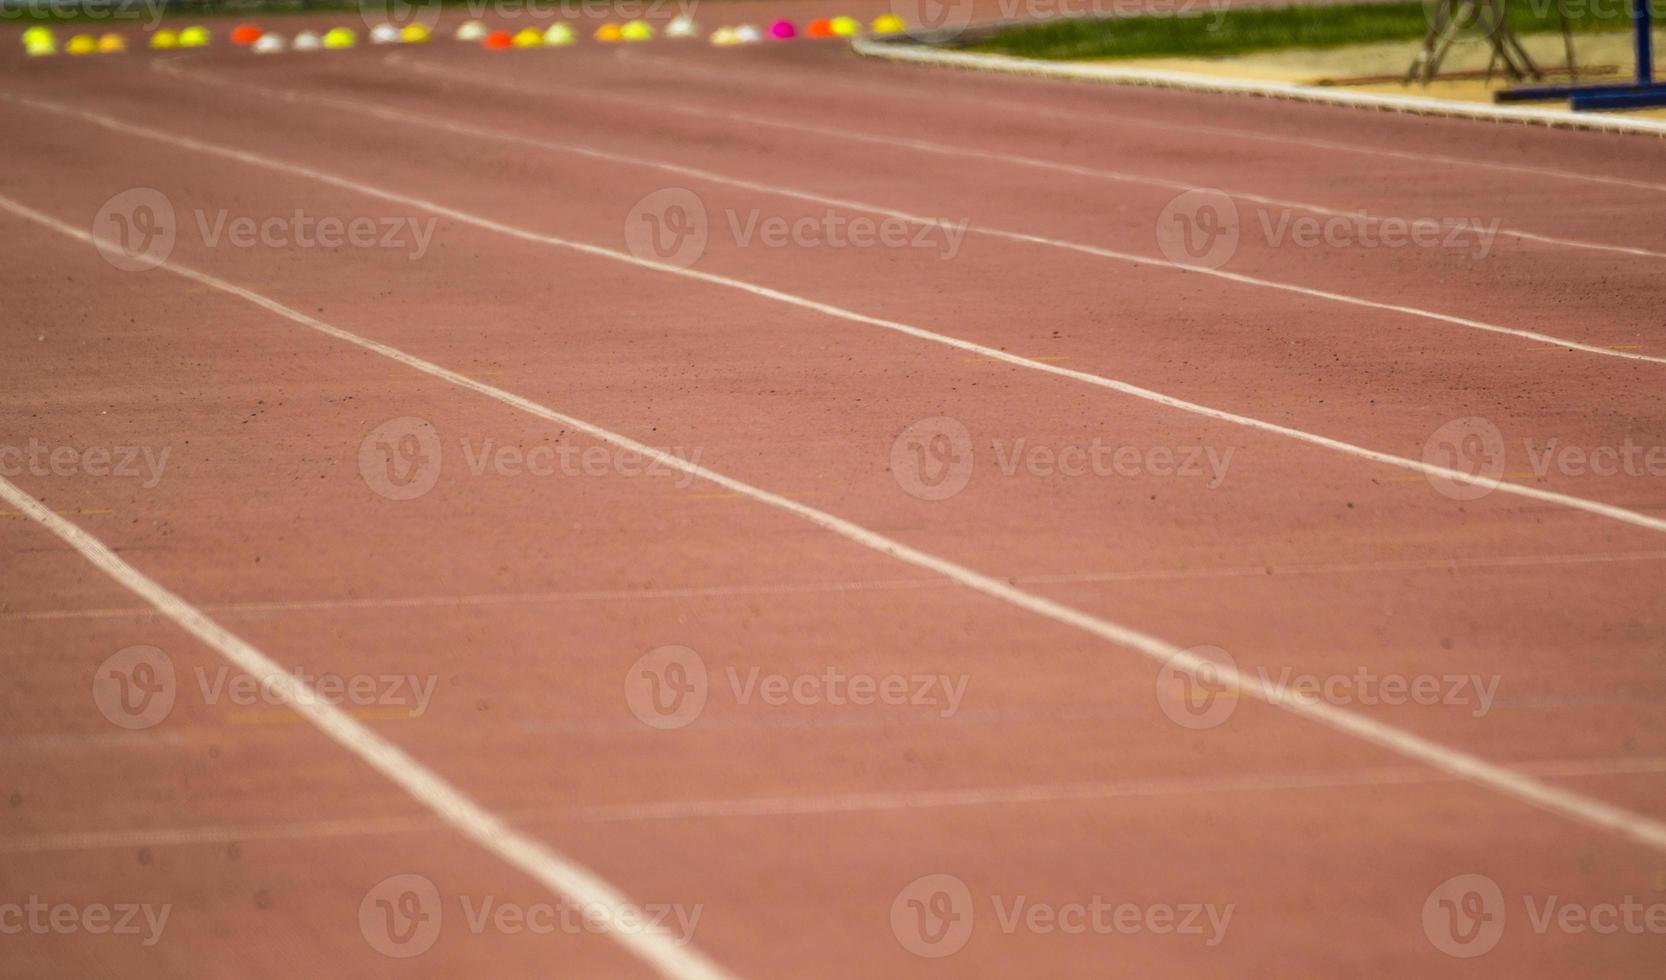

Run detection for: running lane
[[3, 34, 1664, 980]]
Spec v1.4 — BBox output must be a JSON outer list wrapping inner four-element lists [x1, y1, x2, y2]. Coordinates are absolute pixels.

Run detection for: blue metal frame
[[1494, 0, 1665, 109]]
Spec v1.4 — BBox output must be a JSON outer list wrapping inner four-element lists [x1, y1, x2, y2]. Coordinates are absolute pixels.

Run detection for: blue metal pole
[[1637, 0, 1654, 83]]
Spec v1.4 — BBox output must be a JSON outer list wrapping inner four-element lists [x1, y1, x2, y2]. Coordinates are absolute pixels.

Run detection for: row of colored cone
[[21, 13, 907, 59], [228, 22, 431, 53], [22, 25, 131, 55], [459, 13, 906, 49]]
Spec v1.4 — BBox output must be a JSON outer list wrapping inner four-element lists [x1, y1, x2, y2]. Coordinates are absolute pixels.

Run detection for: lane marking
[[0, 481, 737, 980], [7, 755, 1663, 855], [0, 452, 731, 974], [616, 47, 1666, 196], [10, 97, 1666, 538], [383, 55, 1666, 264], [6, 194, 1666, 856], [686, 489, 829, 501], [7, 550, 1666, 623]]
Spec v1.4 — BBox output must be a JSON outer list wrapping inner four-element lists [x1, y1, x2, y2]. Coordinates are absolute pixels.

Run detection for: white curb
[[852, 37, 1666, 138]]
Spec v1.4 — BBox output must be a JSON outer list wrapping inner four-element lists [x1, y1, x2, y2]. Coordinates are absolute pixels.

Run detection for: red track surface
[[3, 18, 1666, 979]]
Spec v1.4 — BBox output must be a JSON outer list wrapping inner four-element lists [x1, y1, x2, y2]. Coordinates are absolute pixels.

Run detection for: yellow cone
[[177, 25, 210, 47], [25, 36, 56, 56], [621, 19, 653, 41], [512, 26, 542, 46], [149, 28, 178, 49], [594, 23, 622, 42], [870, 13, 905, 33], [97, 33, 127, 52], [830, 15, 860, 36], [22, 25, 54, 45], [322, 26, 356, 48], [399, 23, 430, 43], [66, 34, 97, 55], [543, 23, 575, 45]]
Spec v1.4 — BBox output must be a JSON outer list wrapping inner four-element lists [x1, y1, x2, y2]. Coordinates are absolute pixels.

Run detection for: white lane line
[[12, 94, 1666, 539], [386, 55, 1666, 264], [0, 485, 730, 975], [8, 550, 1666, 622], [616, 47, 1666, 196], [6, 194, 1666, 857], [8, 755, 1664, 855]]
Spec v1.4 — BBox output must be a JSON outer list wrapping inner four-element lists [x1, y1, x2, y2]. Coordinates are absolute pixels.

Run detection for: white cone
[[455, 20, 488, 41], [734, 24, 761, 43], [370, 23, 402, 44], [666, 14, 697, 37], [292, 30, 321, 50], [252, 32, 287, 53]]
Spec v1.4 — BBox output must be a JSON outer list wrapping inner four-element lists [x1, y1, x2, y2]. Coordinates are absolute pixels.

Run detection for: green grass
[[970, 0, 1664, 61]]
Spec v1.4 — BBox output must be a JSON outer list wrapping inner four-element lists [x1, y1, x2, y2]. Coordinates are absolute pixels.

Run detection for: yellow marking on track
[[1527, 343, 1644, 352]]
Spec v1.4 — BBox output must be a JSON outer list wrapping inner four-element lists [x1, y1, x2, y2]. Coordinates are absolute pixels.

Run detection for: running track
[[2, 19, 1665, 978]]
